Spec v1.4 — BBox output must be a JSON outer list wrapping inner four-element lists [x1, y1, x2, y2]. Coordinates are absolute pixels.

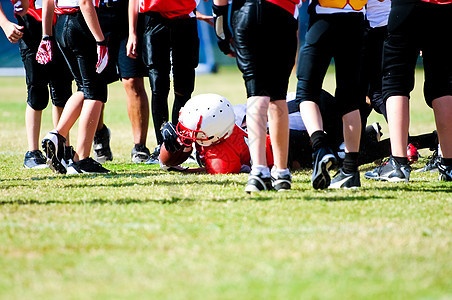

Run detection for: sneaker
[[64, 145, 75, 166], [329, 168, 361, 189], [23, 150, 48, 169], [312, 147, 337, 190], [145, 145, 161, 165], [438, 164, 452, 181], [245, 172, 273, 193], [417, 150, 440, 173], [93, 125, 113, 164], [42, 130, 67, 174], [67, 157, 110, 174], [364, 156, 411, 182], [365, 122, 382, 143], [131, 144, 151, 163], [407, 143, 419, 164], [271, 172, 292, 192]]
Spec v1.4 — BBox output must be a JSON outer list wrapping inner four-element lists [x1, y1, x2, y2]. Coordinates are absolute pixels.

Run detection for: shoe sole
[[42, 139, 66, 174], [364, 174, 408, 183], [312, 154, 336, 190]]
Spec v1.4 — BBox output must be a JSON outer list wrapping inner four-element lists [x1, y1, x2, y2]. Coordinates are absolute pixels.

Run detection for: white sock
[[271, 167, 291, 178], [251, 165, 270, 177]]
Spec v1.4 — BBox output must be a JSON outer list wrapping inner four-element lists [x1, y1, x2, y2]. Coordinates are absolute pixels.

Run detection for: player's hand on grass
[[212, 3, 235, 57], [36, 36, 52, 64], [96, 39, 108, 73], [161, 122, 183, 153]]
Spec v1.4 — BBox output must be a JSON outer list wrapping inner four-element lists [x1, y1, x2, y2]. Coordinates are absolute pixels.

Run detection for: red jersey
[[54, 0, 100, 15], [139, 0, 197, 19], [420, 0, 452, 3], [196, 125, 274, 174], [265, 0, 300, 16]]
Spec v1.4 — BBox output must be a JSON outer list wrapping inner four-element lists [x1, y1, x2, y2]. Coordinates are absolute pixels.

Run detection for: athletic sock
[[343, 152, 359, 173], [251, 165, 270, 177], [441, 157, 452, 167], [311, 130, 328, 152], [393, 156, 408, 166], [271, 167, 291, 178]]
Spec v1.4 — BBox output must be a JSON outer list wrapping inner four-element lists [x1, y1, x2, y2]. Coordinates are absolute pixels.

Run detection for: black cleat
[[245, 172, 273, 193], [312, 147, 337, 190], [271, 173, 292, 192], [131, 144, 151, 163], [42, 130, 67, 174], [23, 150, 48, 169], [93, 125, 113, 163], [329, 168, 361, 189], [364, 156, 411, 182], [67, 157, 110, 174]]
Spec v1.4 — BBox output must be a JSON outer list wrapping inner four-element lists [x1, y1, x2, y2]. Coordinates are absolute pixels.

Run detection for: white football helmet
[[176, 94, 236, 147]]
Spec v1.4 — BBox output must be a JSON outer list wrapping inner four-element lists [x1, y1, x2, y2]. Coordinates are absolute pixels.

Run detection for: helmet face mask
[[176, 94, 236, 147]]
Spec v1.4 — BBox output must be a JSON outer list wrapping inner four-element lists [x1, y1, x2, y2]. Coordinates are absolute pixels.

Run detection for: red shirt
[[139, 0, 197, 19], [196, 125, 274, 174], [420, 0, 452, 3], [265, 0, 300, 16]]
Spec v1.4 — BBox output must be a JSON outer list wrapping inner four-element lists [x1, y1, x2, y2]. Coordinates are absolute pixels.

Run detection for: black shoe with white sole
[[329, 168, 361, 189], [93, 125, 113, 163], [364, 156, 411, 182], [438, 164, 452, 181], [23, 150, 48, 169], [67, 157, 110, 174], [271, 173, 292, 191], [312, 147, 337, 190], [245, 172, 273, 193], [42, 130, 67, 174]]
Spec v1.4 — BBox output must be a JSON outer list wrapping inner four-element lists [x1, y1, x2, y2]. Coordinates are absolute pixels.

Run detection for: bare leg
[[268, 99, 289, 170], [432, 95, 452, 159], [75, 99, 103, 161], [25, 105, 42, 151], [299, 101, 323, 135], [342, 109, 361, 153], [247, 96, 270, 166], [123, 77, 149, 145], [55, 91, 84, 138], [52, 105, 70, 146], [387, 95, 410, 157]]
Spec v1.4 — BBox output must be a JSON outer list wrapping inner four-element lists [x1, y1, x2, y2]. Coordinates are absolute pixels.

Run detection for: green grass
[[0, 67, 451, 299]]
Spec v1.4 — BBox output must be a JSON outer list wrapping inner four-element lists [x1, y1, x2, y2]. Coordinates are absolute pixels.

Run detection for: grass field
[[0, 67, 451, 299]]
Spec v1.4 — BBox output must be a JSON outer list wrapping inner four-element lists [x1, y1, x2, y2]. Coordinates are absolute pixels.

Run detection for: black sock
[[311, 130, 328, 152], [343, 152, 359, 173], [441, 157, 452, 167], [393, 156, 408, 165]]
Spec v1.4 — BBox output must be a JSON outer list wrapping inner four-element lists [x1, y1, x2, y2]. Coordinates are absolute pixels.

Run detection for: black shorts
[[17, 14, 72, 110], [55, 11, 108, 103], [295, 12, 364, 116], [231, 0, 298, 101], [382, 2, 452, 107], [98, 2, 147, 82]]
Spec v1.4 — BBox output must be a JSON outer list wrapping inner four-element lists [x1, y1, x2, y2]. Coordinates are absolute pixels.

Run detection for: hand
[[36, 37, 53, 64], [196, 10, 214, 27], [96, 39, 109, 73], [13, 0, 29, 16], [1, 21, 23, 43], [212, 3, 235, 57], [126, 34, 138, 59], [161, 122, 183, 152]]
